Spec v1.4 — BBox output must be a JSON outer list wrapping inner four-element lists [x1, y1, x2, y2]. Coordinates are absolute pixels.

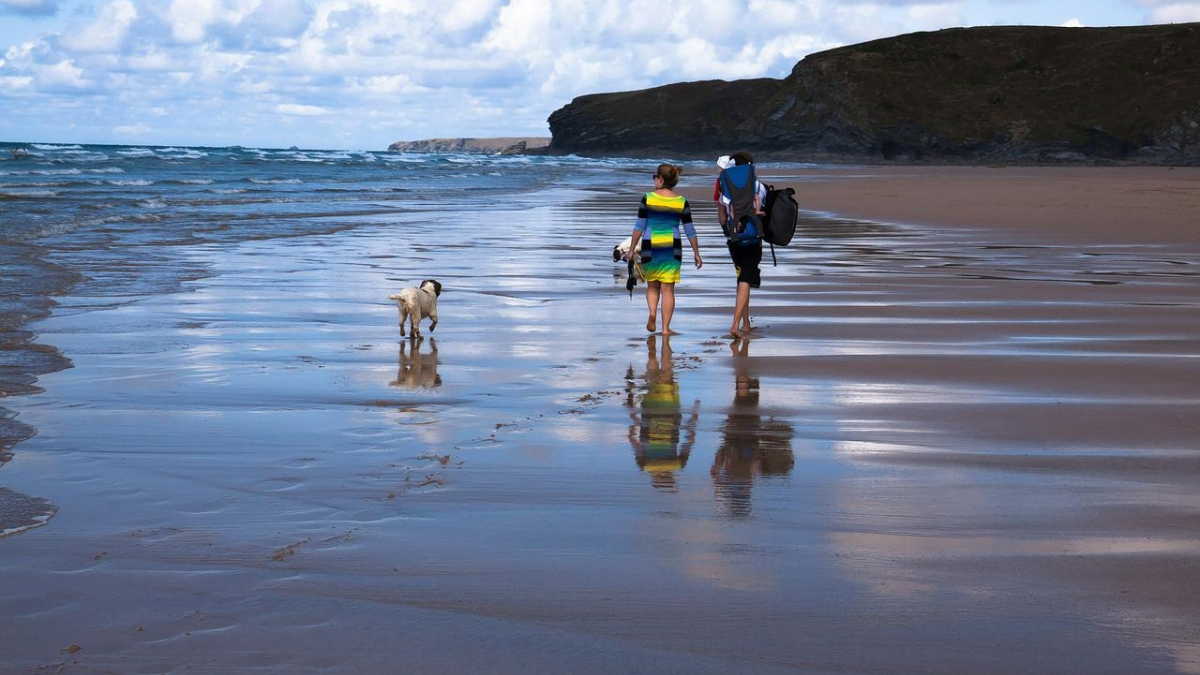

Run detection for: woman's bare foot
[[662, 329, 679, 336], [647, 315, 657, 332], [725, 328, 742, 339]]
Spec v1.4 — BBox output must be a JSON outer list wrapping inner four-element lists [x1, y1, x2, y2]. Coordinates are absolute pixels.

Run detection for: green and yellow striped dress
[[635, 192, 696, 284]]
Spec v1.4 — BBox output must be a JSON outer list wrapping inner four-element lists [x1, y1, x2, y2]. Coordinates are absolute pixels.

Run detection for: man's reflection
[[627, 334, 699, 492], [390, 337, 441, 389], [711, 338, 795, 517]]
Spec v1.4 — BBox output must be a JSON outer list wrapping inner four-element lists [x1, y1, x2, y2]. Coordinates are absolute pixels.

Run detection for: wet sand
[[2, 168, 1199, 673], [749, 165, 1200, 245]]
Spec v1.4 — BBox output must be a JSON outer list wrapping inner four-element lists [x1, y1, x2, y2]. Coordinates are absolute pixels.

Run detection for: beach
[[1, 151, 1198, 674]]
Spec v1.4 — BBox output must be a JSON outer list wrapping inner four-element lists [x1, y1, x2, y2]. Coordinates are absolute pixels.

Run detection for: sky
[[2, 0, 1198, 150]]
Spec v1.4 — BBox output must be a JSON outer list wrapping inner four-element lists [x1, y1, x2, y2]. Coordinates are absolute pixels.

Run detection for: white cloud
[[4, 37, 50, 65], [195, 43, 252, 80], [126, 49, 175, 71], [114, 122, 152, 134], [33, 59, 86, 87], [0, 74, 34, 88], [245, 0, 313, 38], [352, 74, 428, 95], [168, 0, 259, 44], [1060, 18, 1086, 27], [61, 0, 138, 53], [1147, 3, 1200, 22], [906, 3, 961, 26], [438, 0, 503, 34], [276, 102, 330, 116]]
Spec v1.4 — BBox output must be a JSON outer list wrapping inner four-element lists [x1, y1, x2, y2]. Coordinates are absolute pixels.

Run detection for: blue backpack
[[718, 164, 762, 247]]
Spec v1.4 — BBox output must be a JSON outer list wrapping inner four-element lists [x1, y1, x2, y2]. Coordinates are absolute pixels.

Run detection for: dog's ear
[[430, 280, 442, 297]]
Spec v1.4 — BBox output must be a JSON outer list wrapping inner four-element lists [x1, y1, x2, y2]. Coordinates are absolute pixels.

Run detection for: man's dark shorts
[[726, 241, 762, 289]]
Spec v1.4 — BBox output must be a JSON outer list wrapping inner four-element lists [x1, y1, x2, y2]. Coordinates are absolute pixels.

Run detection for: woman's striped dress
[[634, 192, 695, 284]]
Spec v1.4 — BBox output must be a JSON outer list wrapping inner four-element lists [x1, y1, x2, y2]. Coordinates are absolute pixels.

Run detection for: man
[[714, 152, 765, 338]]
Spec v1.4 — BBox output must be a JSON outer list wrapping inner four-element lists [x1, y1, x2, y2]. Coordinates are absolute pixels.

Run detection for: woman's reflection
[[711, 338, 795, 517], [390, 337, 441, 389], [627, 334, 699, 492]]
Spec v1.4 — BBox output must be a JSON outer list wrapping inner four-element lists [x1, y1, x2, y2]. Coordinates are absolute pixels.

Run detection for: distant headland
[[546, 23, 1200, 164], [387, 137, 550, 155]]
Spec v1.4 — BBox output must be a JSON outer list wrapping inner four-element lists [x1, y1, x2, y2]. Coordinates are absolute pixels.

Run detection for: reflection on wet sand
[[389, 338, 441, 389], [711, 338, 795, 518], [627, 335, 699, 492]]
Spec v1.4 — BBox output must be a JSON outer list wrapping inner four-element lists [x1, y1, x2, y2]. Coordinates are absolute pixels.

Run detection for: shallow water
[[1, 146, 1199, 674]]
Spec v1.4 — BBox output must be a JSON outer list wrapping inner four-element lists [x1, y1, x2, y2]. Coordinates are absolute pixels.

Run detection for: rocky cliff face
[[387, 137, 550, 154], [548, 24, 1200, 163]]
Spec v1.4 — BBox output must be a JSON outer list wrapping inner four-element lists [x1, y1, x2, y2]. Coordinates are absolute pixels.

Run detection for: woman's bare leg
[[661, 283, 677, 335], [646, 281, 660, 332]]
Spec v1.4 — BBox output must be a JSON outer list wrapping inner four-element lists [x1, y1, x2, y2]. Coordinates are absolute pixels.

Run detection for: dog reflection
[[628, 334, 699, 492], [390, 338, 441, 389], [711, 339, 795, 517]]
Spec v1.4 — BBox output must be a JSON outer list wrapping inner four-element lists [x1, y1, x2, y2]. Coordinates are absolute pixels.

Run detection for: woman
[[626, 164, 702, 335]]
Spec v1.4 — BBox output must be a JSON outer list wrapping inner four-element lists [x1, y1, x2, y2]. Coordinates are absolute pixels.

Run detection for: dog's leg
[[409, 301, 421, 338], [429, 304, 438, 333], [398, 304, 407, 337]]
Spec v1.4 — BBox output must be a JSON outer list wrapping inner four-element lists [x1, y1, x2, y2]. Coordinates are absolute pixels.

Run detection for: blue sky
[[2, 0, 1197, 150]]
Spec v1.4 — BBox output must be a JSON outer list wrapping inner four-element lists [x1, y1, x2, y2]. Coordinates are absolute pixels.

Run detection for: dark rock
[[547, 24, 1200, 164]]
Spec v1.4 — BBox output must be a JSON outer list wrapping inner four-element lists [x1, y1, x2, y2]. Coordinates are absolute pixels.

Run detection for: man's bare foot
[[647, 315, 656, 332], [725, 329, 741, 339], [663, 329, 679, 336]]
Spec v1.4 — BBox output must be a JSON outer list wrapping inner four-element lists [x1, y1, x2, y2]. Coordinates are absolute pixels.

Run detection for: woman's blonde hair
[[655, 163, 683, 189]]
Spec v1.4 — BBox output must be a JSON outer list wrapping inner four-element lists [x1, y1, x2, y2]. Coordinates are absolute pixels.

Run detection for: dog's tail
[[388, 293, 402, 300]]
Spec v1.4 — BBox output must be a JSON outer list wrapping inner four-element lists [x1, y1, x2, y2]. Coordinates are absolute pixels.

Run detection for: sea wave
[[32, 169, 83, 176], [248, 178, 303, 184], [13, 180, 101, 188], [0, 489, 58, 539], [106, 179, 155, 186], [46, 152, 114, 163], [0, 189, 59, 198], [2, 219, 81, 240], [31, 144, 84, 150], [158, 148, 209, 159]]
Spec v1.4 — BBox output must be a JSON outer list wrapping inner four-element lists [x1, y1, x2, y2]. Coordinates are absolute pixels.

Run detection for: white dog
[[389, 279, 442, 338], [613, 236, 642, 262]]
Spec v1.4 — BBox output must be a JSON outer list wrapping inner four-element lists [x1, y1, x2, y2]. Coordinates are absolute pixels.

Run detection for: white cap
[[716, 155, 734, 170]]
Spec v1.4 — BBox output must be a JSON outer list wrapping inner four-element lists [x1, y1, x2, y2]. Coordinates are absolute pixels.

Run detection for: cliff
[[547, 24, 1200, 163], [387, 137, 550, 155]]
